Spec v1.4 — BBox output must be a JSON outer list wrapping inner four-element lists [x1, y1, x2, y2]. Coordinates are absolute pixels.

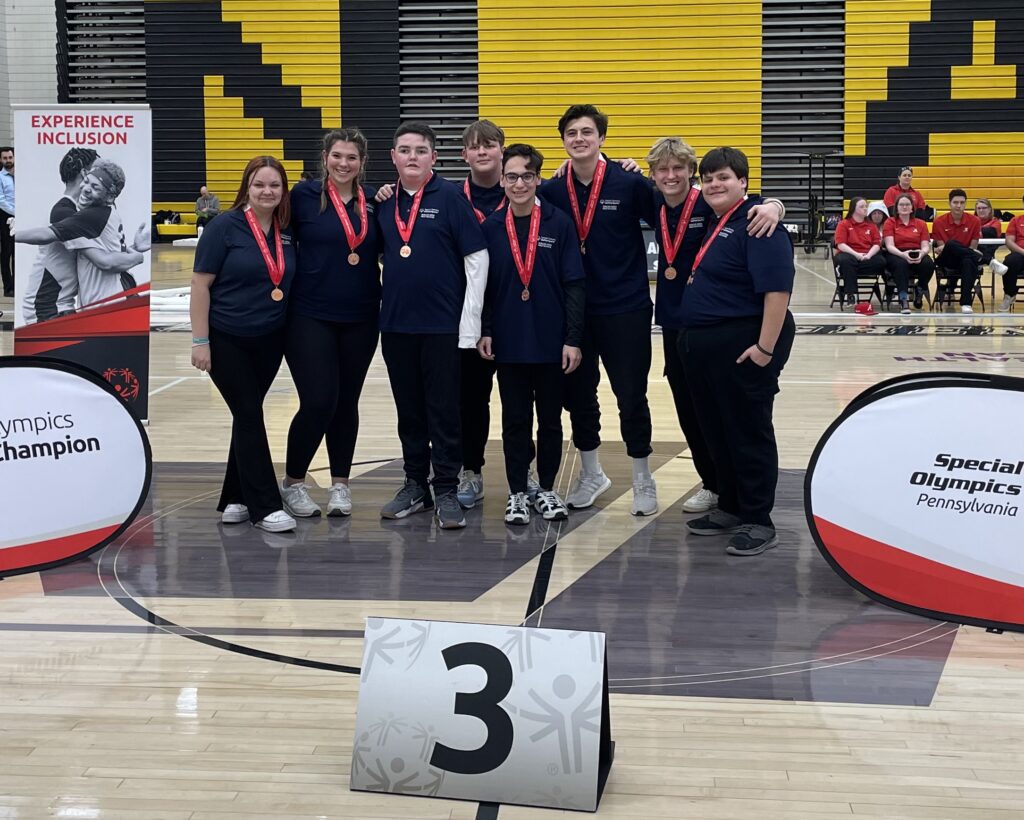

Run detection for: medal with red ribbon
[[244, 207, 286, 301], [464, 178, 506, 224], [689, 198, 745, 284], [566, 158, 606, 255], [506, 203, 541, 301], [395, 174, 431, 257], [325, 181, 368, 266], [659, 186, 700, 281]]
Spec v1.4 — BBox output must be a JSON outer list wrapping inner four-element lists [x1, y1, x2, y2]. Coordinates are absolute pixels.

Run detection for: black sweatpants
[[461, 348, 497, 473], [935, 241, 979, 305], [882, 251, 934, 297], [979, 226, 998, 264], [663, 328, 717, 493], [381, 332, 461, 495], [835, 252, 886, 300], [564, 305, 653, 458], [284, 315, 379, 480], [0, 208, 13, 294], [1003, 252, 1024, 296], [681, 313, 796, 527], [497, 362, 563, 493], [208, 326, 286, 523]]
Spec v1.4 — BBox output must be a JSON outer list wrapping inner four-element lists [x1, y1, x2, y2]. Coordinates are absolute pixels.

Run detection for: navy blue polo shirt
[[376, 173, 487, 334], [481, 203, 584, 364], [679, 198, 794, 328], [193, 208, 297, 336], [539, 160, 655, 316], [464, 178, 506, 221], [289, 180, 381, 323]]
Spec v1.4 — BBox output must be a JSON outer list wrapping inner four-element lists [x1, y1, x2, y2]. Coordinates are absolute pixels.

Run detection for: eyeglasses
[[503, 172, 538, 185]]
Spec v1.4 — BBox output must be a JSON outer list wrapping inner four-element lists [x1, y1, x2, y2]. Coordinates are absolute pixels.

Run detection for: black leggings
[[284, 315, 379, 480], [1004, 252, 1024, 296]]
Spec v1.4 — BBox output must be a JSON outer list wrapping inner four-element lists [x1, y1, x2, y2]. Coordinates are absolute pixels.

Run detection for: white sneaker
[[991, 259, 1009, 275], [281, 481, 321, 517], [457, 470, 484, 509], [960, 305, 974, 314], [504, 492, 530, 525], [255, 510, 297, 532], [327, 483, 352, 516], [221, 503, 249, 524], [682, 488, 719, 514], [534, 490, 569, 521], [631, 477, 658, 516], [566, 469, 611, 509], [999, 294, 1015, 312]]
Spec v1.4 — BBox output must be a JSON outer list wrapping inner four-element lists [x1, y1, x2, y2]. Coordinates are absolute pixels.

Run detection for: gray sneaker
[[566, 470, 611, 509], [686, 510, 743, 536], [435, 490, 467, 529], [726, 524, 779, 556], [281, 481, 321, 517], [381, 479, 433, 519], [456, 470, 484, 509], [327, 483, 352, 517], [999, 294, 1015, 312], [526, 470, 542, 503], [630, 477, 658, 516]]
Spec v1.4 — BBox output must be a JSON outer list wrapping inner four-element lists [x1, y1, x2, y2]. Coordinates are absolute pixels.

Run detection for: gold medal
[[400, 244, 412, 258], [271, 287, 284, 302], [521, 288, 530, 301], [348, 252, 360, 265], [664, 266, 677, 280]]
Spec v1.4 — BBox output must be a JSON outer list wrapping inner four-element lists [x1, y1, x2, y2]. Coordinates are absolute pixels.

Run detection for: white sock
[[632, 457, 652, 482], [580, 448, 601, 475]]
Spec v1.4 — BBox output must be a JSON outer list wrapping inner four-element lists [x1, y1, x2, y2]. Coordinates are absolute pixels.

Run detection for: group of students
[[837, 166, 1024, 314], [189, 104, 797, 558]]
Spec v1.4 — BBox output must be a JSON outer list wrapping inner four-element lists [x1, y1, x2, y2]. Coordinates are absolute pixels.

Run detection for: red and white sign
[[0, 357, 151, 576], [806, 374, 1024, 631]]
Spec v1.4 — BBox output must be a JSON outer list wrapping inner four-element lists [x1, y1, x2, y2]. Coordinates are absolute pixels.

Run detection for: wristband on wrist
[[192, 337, 209, 346], [755, 343, 774, 357]]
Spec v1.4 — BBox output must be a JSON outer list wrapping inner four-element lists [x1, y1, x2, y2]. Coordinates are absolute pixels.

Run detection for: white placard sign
[[351, 618, 613, 812]]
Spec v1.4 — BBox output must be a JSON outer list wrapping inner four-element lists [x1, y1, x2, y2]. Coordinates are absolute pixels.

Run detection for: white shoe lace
[[572, 472, 605, 495], [507, 493, 528, 516]]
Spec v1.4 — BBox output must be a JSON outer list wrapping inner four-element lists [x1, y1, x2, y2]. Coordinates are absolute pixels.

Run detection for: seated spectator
[[195, 185, 220, 227], [882, 193, 935, 313], [834, 196, 886, 315], [932, 188, 982, 314], [883, 166, 928, 217], [1000, 197, 1024, 311], [867, 200, 888, 231], [974, 197, 1008, 275]]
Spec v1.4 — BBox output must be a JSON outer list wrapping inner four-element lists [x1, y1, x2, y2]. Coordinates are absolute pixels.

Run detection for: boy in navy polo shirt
[[478, 144, 585, 524], [375, 122, 489, 529]]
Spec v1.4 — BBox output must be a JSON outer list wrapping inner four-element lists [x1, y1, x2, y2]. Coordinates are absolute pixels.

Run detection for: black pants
[[497, 363, 563, 493], [935, 241, 979, 305], [285, 315, 379, 480], [382, 332, 461, 495], [196, 213, 216, 228], [979, 226, 998, 264], [663, 328, 717, 493], [883, 251, 934, 297], [208, 326, 286, 522], [681, 313, 795, 527], [835, 252, 886, 300], [461, 348, 497, 473], [0, 208, 13, 294], [1003, 252, 1024, 296], [564, 305, 653, 458]]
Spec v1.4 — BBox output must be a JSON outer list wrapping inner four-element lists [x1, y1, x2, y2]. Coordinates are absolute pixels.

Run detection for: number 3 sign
[[350, 618, 614, 812]]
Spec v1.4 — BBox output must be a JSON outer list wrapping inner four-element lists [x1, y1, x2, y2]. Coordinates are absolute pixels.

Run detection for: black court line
[[524, 542, 559, 622]]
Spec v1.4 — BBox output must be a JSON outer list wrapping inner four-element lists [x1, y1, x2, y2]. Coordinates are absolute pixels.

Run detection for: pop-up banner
[[806, 373, 1024, 632], [11, 104, 152, 419], [0, 357, 152, 577]]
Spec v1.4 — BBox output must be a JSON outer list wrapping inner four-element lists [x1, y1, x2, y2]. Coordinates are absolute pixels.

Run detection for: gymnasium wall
[[844, 1, 1024, 212]]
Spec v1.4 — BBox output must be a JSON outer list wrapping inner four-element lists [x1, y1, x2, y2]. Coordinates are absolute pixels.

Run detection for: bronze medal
[[664, 266, 677, 280], [347, 252, 360, 265], [271, 287, 284, 302], [521, 288, 530, 301], [400, 244, 412, 258]]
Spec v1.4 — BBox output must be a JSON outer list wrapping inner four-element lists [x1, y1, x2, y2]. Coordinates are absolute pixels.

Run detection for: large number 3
[[429, 642, 514, 775]]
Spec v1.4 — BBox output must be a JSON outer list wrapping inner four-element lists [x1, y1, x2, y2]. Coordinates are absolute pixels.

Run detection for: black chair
[[830, 247, 883, 310], [934, 264, 985, 311], [882, 259, 934, 312]]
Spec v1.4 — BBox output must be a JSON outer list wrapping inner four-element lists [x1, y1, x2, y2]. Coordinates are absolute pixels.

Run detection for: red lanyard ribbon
[[506, 204, 541, 300], [690, 198, 745, 277], [243, 207, 285, 289], [325, 181, 368, 254], [566, 158, 606, 252], [660, 186, 700, 268], [464, 178, 506, 224], [394, 174, 431, 251]]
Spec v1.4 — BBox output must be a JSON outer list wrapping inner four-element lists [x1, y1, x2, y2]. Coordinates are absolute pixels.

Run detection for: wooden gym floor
[[0, 247, 1023, 820]]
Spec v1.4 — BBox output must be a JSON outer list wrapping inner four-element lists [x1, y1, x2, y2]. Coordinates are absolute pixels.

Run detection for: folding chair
[[934, 263, 985, 311], [829, 247, 883, 310]]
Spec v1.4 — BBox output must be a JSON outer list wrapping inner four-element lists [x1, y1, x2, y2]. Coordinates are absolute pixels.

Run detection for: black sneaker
[[380, 478, 433, 519], [913, 289, 923, 309], [434, 490, 467, 529], [686, 510, 743, 536], [725, 524, 779, 556]]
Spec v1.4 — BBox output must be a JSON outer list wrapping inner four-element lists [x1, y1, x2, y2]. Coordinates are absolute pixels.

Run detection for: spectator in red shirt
[[1000, 198, 1024, 311], [834, 196, 886, 313], [883, 166, 927, 216], [882, 193, 934, 313], [974, 197, 1009, 276], [932, 188, 983, 313]]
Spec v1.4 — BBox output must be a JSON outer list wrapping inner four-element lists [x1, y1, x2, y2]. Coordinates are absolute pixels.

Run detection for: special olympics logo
[[103, 368, 140, 402]]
